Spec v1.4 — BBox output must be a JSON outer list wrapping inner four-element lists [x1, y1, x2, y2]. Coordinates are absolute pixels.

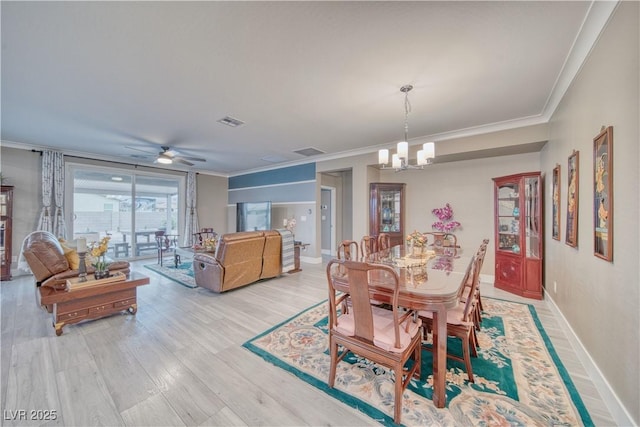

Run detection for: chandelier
[[378, 84, 435, 171]]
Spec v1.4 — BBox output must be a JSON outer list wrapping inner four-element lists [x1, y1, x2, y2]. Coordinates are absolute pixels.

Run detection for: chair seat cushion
[[418, 306, 475, 327], [335, 306, 422, 353]]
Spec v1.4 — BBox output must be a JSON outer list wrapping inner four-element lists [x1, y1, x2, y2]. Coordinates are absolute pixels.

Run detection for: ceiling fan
[[126, 145, 206, 166]]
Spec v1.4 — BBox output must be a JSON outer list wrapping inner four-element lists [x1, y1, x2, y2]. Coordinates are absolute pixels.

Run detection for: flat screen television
[[236, 201, 272, 232]]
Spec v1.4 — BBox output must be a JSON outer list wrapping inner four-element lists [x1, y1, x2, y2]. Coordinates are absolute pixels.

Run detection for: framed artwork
[[565, 150, 579, 247], [594, 126, 613, 261], [552, 164, 561, 240]]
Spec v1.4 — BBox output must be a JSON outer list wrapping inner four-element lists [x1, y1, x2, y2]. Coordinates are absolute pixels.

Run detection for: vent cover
[[217, 116, 245, 127], [294, 147, 325, 157]]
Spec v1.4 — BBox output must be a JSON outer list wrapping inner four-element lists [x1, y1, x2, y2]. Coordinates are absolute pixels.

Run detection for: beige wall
[[384, 152, 541, 278], [0, 147, 42, 266], [542, 2, 639, 423], [318, 132, 543, 278], [196, 173, 228, 234]]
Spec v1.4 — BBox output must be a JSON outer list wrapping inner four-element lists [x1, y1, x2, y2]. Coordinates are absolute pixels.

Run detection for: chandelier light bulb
[[378, 149, 389, 165], [392, 154, 401, 169], [397, 141, 408, 159], [417, 149, 427, 166], [423, 142, 435, 160]]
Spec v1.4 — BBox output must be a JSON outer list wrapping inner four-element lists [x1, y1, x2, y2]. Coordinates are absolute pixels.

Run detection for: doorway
[[321, 187, 336, 255], [67, 164, 183, 260]]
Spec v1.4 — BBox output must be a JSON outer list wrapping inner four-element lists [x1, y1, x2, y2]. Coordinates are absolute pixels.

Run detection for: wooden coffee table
[[39, 272, 150, 336]]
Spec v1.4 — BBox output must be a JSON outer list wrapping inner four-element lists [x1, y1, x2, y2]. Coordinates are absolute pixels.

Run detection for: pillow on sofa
[[58, 238, 94, 269]]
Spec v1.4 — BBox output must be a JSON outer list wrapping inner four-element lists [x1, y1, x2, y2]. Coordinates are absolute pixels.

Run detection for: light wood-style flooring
[[1, 259, 616, 426]]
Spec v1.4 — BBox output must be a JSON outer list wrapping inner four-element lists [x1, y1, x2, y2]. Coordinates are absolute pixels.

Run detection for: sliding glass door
[[67, 164, 183, 260]]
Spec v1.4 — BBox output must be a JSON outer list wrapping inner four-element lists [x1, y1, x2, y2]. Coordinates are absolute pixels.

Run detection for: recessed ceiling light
[[111, 176, 123, 182]]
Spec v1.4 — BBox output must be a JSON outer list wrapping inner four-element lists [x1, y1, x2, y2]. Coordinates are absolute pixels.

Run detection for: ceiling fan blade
[[125, 145, 158, 154], [174, 158, 195, 166], [178, 155, 206, 162]]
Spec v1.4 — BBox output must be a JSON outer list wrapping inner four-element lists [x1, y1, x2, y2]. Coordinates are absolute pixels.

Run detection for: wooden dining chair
[[463, 239, 489, 329], [326, 259, 422, 424], [418, 254, 481, 382], [193, 228, 217, 245], [360, 236, 378, 259], [155, 231, 167, 263], [337, 240, 359, 261], [377, 233, 391, 251]]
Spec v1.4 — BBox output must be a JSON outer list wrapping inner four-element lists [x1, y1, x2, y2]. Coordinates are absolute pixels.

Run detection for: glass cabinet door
[[493, 172, 543, 300], [379, 189, 401, 233], [497, 181, 521, 253], [1, 193, 7, 268], [1, 186, 13, 281], [524, 176, 541, 258], [0, 219, 6, 266], [369, 183, 405, 247]]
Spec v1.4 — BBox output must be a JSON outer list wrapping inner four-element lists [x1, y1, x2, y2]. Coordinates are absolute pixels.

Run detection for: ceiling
[[1, 1, 615, 176]]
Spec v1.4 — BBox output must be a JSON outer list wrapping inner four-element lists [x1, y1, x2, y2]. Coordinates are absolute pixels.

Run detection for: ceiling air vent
[[217, 116, 245, 127], [294, 147, 325, 157]]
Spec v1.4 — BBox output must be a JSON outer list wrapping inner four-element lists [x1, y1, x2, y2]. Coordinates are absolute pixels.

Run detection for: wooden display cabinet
[[369, 183, 405, 247], [493, 173, 543, 299], [1, 186, 13, 281]]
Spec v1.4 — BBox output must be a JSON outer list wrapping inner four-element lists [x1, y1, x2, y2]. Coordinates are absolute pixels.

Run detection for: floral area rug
[[243, 298, 593, 426], [144, 262, 197, 288]]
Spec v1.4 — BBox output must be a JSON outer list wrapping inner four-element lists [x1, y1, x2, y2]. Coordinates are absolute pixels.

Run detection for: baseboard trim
[[546, 294, 635, 427], [479, 273, 495, 285], [300, 256, 322, 264]]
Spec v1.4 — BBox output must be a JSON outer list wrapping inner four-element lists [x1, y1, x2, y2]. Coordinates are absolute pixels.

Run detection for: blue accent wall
[[228, 181, 316, 204], [229, 163, 316, 189]]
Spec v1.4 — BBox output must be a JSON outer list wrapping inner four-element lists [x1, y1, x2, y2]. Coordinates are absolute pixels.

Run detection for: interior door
[[321, 188, 333, 255]]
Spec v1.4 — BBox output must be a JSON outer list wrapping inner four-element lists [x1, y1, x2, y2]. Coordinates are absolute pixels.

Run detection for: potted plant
[[90, 236, 111, 279]]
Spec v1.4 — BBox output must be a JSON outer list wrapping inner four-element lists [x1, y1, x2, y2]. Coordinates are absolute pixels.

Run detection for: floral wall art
[[593, 126, 613, 261], [565, 151, 579, 247], [552, 165, 561, 241]]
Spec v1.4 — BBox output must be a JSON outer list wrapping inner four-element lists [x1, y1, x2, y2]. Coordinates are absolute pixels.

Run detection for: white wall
[[542, 2, 639, 423]]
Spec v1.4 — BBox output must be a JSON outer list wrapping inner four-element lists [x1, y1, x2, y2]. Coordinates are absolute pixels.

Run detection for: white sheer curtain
[[183, 172, 199, 247], [36, 151, 55, 232], [52, 152, 67, 238], [36, 151, 66, 237]]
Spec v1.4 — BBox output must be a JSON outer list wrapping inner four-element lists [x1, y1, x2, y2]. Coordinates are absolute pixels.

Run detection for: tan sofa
[[193, 230, 282, 293], [21, 231, 130, 311]]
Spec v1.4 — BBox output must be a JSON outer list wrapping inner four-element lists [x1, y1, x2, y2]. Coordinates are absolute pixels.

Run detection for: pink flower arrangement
[[432, 256, 453, 274], [431, 203, 461, 233]]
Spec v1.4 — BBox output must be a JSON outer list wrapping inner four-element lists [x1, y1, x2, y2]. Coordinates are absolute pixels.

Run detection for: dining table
[[332, 244, 471, 409]]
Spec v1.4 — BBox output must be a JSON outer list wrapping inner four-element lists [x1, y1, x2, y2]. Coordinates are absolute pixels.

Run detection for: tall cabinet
[[492, 173, 543, 299], [1, 186, 14, 281], [369, 183, 405, 247]]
